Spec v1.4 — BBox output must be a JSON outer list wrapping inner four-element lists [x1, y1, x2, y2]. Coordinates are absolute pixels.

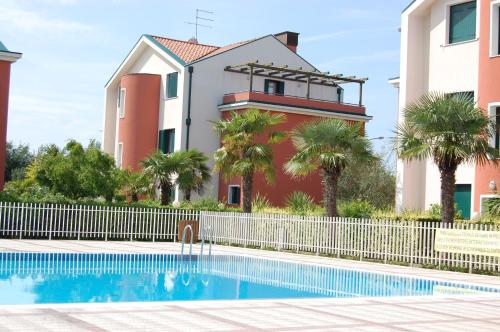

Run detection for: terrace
[[220, 62, 371, 120]]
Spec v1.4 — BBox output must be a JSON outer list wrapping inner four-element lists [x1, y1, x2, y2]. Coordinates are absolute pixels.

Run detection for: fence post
[[359, 219, 364, 261], [384, 220, 389, 264], [48, 204, 54, 240], [152, 208, 157, 243], [105, 206, 109, 241], [19, 203, 25, 240]]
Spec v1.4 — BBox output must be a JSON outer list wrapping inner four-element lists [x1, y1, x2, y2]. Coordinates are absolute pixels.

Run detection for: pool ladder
[[180, 224, 213, 260], [180, 224, 214, 286]]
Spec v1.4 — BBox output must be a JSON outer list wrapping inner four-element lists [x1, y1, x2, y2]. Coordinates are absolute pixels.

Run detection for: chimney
[[274, 31, 299, 53]]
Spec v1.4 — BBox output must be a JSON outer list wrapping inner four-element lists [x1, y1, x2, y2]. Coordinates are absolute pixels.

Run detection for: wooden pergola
[[224, 61, 368, 106]]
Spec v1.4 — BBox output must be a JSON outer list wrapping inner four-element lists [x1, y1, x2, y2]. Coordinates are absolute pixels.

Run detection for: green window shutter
[[449, 1, 476, 44], [167, 129, 175, 154], [158, 129, 175, 154], [496, 107, 500, 150], [158, 130, 168, 153], [167, 72, 178, 98], [264, 79, 270, 93], [277, 81, 285, 95]]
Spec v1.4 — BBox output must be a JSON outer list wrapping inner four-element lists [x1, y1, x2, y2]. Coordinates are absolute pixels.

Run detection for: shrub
[[286, 192, 316, 215], [252, 193, 271, 211], [339, 200, 374, 218], [427, 203, 463, 220], [174, 197, 240, 212], [484, 197, 500, 216]]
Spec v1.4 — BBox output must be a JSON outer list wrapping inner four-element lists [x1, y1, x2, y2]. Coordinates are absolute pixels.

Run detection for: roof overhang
[[388, 77, 400, 88], [105, 34, 185, 88], [218, 101, 372, 122], [403, 0, 435, 16], [0, 51, 22, 63]]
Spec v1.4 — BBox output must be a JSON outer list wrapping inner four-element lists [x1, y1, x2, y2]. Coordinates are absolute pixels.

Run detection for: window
[[118, 88, 126, 118], [167, 72, 178, 98], [264, 79, 285, 95], [158, 129, 175, 154], [336, 87, 344, 102], [117, 143, 123, 168], [449, 1, 477, 44], [494, 108, 500, 150], [228, 185, 241, 205], [490, 2, 500, 56]]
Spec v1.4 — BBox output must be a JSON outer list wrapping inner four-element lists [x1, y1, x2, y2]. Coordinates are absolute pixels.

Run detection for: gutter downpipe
[[185, 66, 194, 150]]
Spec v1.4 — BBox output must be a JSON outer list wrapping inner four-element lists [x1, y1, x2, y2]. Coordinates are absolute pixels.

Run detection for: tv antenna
[[185, 9, 214, 41]]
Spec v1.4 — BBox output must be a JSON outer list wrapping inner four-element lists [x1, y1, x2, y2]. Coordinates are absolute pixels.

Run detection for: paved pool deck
[[0, 239, 499, 331]]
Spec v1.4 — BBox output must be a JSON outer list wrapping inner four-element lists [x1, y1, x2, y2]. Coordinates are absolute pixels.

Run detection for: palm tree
[[213, 109, 286, 213], [121, 170, 153, 202], [396, 92, 498, 225], [285, 119, 375, 217], [177, 149, 211, 201], [141, 151, 187, 205]]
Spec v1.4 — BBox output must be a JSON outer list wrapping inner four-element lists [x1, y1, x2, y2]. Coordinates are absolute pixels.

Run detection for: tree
[[5, 142, 34, 182], [285, 119, 375, 217], [141, 151, 187, 205], [213, 109, 286, 213], [177, 149, 211, 201], [337, 149, 396, 209], [396, 92, 498, 225], [32, 140, 121, 201]]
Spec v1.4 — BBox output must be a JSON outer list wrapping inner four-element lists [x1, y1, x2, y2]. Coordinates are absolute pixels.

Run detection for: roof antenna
[[185, 9, 214, 42]]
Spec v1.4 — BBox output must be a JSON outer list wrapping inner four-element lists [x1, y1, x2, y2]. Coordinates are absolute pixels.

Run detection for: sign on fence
[[435, 229, 500, 257]]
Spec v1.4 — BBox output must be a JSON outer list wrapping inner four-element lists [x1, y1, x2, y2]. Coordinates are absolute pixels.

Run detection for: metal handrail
[[200, 225, 213, 260], [180, 224, 194, 286], [200, 225, 214, 286], [181, 224, 193, 259]]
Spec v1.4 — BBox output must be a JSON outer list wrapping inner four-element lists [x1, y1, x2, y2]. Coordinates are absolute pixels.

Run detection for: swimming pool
[[0, 252, 498, 305]]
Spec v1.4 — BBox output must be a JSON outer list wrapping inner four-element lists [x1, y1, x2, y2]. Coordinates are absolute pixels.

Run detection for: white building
[[392, 0, 500, 219], [103, 32, 371, 206]]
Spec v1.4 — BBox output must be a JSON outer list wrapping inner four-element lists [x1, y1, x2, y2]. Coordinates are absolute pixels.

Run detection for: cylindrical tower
[[0, 41, 22, 191], [118, 73, 161, 171]]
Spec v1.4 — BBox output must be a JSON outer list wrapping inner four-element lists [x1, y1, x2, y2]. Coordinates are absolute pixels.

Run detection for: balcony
[[221, 91, 368, 117], [221, 62, 370, 120]]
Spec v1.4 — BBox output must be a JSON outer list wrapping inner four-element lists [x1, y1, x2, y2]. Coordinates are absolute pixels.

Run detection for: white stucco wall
[[397, 0, 479, 213], [103, 34, 352, 202]]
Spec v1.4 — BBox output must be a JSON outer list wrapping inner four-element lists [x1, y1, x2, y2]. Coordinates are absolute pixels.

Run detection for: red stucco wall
[[217, 108, 366, 207], [0, 61, 11, 191], [476, 0, 500, 212], [118, 74, 161, 171]]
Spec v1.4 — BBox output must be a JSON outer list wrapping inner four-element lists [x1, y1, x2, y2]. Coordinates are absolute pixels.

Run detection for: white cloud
[[0, 1, 94, 34], [8, 92, 102, 147]]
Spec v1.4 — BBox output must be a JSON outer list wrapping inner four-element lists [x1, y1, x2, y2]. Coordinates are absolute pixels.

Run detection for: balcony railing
[[222, 91, 366, 115]]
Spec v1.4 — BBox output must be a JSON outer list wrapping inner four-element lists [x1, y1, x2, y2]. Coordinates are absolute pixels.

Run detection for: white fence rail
[[200, 211, 500, 272], [0, 202, 199, 241], [1, 202, 499, 272]]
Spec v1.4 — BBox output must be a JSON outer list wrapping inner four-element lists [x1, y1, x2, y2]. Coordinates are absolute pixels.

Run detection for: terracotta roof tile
[[149, 35, 253, 64], [150, 35, 218, 63]]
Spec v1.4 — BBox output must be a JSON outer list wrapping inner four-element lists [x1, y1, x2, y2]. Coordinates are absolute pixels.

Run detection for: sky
[[0, 0, 405, 154]]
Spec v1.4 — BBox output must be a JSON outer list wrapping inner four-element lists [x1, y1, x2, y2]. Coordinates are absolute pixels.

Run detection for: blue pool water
[[0, 252, 498, 305]]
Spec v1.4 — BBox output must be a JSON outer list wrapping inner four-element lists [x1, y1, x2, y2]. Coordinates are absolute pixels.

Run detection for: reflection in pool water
[[0, 252, 497, 304]]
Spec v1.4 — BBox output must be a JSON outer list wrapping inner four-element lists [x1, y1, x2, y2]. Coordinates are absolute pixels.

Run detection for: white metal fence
[[1, 202, 499, 272], [200, 211, 500, 272], [0, 202, 199, 241]]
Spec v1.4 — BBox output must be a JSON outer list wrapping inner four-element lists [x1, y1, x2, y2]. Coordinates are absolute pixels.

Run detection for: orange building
[[103, 32, 371, 206], [0, 41, 22, 191]]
